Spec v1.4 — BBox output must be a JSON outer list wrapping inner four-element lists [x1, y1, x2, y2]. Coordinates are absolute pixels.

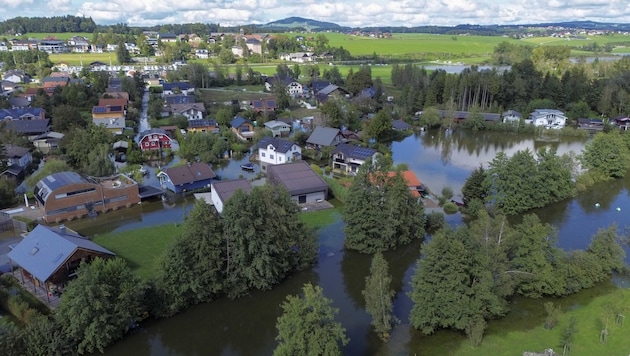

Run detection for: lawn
[[49, 52, 117, 66], [299, 199, 342, 230], [24, 32, 93, 41], [92, 224, 180, 280], [405, 282, 630, 356], [198, 87, 274, 103]]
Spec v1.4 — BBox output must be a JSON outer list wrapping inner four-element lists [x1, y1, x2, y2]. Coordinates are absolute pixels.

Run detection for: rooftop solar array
[[93, 106, 107, 113], [352, 147, 378, 159]]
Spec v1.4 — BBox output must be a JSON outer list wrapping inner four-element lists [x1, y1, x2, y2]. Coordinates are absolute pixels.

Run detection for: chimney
[[58, 224, 66, 234]]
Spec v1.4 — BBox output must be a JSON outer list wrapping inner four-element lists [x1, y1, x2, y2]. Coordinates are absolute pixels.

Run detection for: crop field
[[22, 32, 92, 40], [49, 52, 116, 65]]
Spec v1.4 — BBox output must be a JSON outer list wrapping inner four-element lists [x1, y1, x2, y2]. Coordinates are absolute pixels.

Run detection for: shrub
[[311, 164, 323, 175], [425, 211, 445, 232], [441, 186, 453, 200], [324, 166, 331, 175], [324, 176, 349, 203], [443, 202, 459, 214]]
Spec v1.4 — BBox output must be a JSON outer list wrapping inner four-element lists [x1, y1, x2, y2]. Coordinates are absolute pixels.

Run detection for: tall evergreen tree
[[274, 283, 349, 356], [362, 252, 396, 342]]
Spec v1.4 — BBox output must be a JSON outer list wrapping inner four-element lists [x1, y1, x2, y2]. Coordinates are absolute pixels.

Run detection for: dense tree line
[[391, 56, 630, 119], [409, 211, 626, 345], [343, 157, 426, 253], [0, 15, 96, 35], [0, 50, 52, 76]]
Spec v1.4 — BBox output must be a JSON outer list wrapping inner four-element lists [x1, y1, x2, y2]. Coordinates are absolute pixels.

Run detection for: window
[[261, 152, 266, 157], [279, 156, 282, 161], [270, 154, 274, 160]]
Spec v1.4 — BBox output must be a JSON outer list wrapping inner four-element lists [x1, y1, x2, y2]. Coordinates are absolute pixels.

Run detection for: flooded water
[[65, 129, 630, 355]]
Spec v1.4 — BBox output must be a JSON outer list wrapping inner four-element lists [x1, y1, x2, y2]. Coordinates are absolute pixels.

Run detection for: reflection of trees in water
[[153, 269, 319, 355], [576, 177, 627, 213]]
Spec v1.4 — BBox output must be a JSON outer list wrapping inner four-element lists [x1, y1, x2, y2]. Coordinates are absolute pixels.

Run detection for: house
[[437, 110, 501, 122], [195, 49, 209, 59], [157, 162, 216, 194], [92, 105, 125, 120], [280, 52, 314, 63], [267, 161, 328, 204], [7, 224, 115, 301], [613, 115, 630, 131], [265, 76, 304, 96], [168, 103, 206, 120], [163, 94, 196, 104], [1, 144, 32, 180], [306, 126, 343, 148], [231, 46, 245, 57], [30, 131, 64, 154], [4, 119, 51, 137], [250, 98, 277, 113], [392, 119, 412, 131], [502, 110, 522, 124], [1, 80, 20, 92], [42, 76, 70, 89], [187, 119, 219, 133], [93, 117, 125, 135], [98, 98, 128, 109], [0, 42, 8, 52], [331, 143, 378, 174], [245, 37, 262, 55], [34, 172, 140, 223], [8, 97, 31, 108], [257, 136, 302, 167], [527, 109, 567, 128], [315, 84, 349, 103], [210, 179, 253, 214], [162, 82, 194, 96], [341, 130, 362, 141], [388, 170, 426, 198], [264, 120, 292, 137], [0, 108, 46, 120], [38, 39, 67, 53], [577, 118, 605, 131], [159, 33, 178, 43], [67, 36, 90, 53], [230, 116, 255, 141], [137, 128, 173, 151], [3, 70, 29, 83]]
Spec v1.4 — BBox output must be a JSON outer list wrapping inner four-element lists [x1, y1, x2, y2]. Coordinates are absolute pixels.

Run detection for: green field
[[23, 32, 93, 41], [49, 52, 117, 66], [92, 224, 180, 279], [520, 34, 630, 47]]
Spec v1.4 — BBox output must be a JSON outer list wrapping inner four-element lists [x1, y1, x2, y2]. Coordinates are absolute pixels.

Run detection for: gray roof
[[5, 118, 50, 134], [35, 172, 92, 203], [331, 143, 377, 160], [318, 84, 340, 96], [211, 179, 253, 205], [258, 136, 297, 153], [93, 117, 125, 130], [161, 162, 216, 186], [306, 126, 342, 147], [437, 110, 501, 122], [267, 161, 328, 196], [7, 225, 114, 282], [392, 119, 411, 130], [502, 110, 522, 118], [230, 116, 250, 129], [3, 144, 30, 158]]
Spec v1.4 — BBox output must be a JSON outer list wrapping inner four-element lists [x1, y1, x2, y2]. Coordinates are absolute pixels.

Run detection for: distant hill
[[262, 17, 346, 31]]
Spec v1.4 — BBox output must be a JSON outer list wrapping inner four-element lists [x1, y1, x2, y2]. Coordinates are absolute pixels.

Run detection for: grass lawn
[[24, 32, 93, 41], [49, 52, 116, 66], [198, 87, 274, 103], [300, 199, 342, 230], [92, 224, 180, 280], [406, 282, 630, 356]]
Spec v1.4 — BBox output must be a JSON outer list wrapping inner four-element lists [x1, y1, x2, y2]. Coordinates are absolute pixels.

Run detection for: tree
[[85, 144, 115, 177], [581, 131, 630, 179], [159, 200, 224, 314], [115, 41, 131, 64], [362, 252, 396, 342], [0, 177, 17, 209], [61, 124, 113, 170], [419, 106, 442, 128], [51, 104, 86, 132], [560, 316, 578, 355], [25, 158, 72, 189], [56, 258, 144, 354], [344, 157, 425, 253], [366, 109, 392, 142], [274, 283, 349, 356], [461, 164, 489, 205]]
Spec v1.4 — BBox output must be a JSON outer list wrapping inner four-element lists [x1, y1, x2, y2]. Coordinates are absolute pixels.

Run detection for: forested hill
[[0, 15, 96, 35]]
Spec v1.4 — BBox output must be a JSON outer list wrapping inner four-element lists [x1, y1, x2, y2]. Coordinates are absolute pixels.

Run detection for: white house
[[210, 179, 253, 214], [0, 42, 8, 52], [257, 136, 301, 166], [527, 109, 567, 128], [168, 103, 206, 121], [502, 110, 523, 124], [264, 120, 292, 137], [195, 49, 209, 59], [331, 143, 378, 174]]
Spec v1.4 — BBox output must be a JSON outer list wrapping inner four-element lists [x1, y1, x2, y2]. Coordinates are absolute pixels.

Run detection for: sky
[[1, 0, 630, 27]]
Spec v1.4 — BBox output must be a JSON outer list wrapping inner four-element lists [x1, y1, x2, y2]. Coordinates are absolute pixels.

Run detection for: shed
[[267, 161, 328, 204]]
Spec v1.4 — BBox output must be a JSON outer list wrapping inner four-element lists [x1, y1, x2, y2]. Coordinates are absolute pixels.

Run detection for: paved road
[[137, 88, 151, 135]]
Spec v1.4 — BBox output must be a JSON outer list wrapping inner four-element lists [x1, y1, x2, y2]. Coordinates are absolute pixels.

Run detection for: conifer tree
[[362, 252, 396, 342]]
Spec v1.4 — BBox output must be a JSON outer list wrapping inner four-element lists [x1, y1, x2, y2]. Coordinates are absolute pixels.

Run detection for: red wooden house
[[138, 128, 173, 151]]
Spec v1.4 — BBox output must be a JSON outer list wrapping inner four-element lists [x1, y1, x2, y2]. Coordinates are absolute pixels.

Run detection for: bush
[[324, 176, 349, 203], [311, 164, 323, 175], [443, 202, 459, 214], [324, 166, 331, 175], [425, 211, 445, 232], [441, 186, 453, 200]]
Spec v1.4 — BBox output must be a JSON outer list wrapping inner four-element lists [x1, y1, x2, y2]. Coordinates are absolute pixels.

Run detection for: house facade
[[264, 120, 291, 137], [210, 179, 253, 214], [527, 109, 567, 128], [502, 110, 523, 124], [257, 136, 302, 167], [1, 144, 32, 180], [187, 119, 219, 133], [230, 116, 255, 141], [331, 143, 378, 174], [162, 82, 194, 96], [138, 128, 173, 151], [267, 161, 328, 204], [168, 103, 206, 120], [306, 126, 343, 149], [34, 172, 140, 223], [157, 162, 216, 194]]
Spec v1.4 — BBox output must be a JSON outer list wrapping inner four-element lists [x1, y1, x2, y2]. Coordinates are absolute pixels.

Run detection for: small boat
[[240, 163, 255, 171]]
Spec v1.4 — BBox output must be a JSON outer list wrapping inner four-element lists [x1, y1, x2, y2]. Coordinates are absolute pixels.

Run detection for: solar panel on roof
[[93, 107, 106, 113], [111, 106, 122, 111]]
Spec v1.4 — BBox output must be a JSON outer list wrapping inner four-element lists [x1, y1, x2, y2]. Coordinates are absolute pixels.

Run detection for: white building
[[210, 179, 253, 214], [257, 136, 302, 166], [527, 109, 567, 129]]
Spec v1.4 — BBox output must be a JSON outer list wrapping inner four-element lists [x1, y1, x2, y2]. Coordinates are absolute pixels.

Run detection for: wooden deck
[[9, 269, 62, 309]]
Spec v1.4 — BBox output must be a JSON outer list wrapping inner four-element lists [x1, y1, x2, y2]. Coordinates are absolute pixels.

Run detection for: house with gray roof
[[4, 118, 50, 137], [1, 144, 32, 180], [230, 116, 255, 141], [331, 143, 378, 175], [306, 126, 343, 149], [157, 162, 216, 194], [8, 224, 115, 303], [210, 178, 253, 214], [264, 120, 291, 137], [502, 110, 522, 124], [257, 136, 301, 167], [267, 161, 328, 204], [527, 109, 567, 128], [392, 119, 412, 131]]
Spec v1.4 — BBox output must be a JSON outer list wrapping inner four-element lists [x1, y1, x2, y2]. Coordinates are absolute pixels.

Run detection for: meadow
[[22, 32, 93, 41], [49, 52, 117, 66]]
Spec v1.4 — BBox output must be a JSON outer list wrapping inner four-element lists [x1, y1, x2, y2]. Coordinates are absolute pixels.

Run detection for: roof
[[92, 105, 124, 114], [211, 179, 253, 205], [138, 128, 171, 142], [35, 171, 93, 203], [230, 116, 251, 128], [332, 143, 377, 160], [5, 119, 50, 134], [389, 170, 423, 197], [311, 80, 332, 93], [8, 225, 114, 282], [502, 110, 522, 117], [93, 117, 125, 130], [392, 119, 412, 130], [163, 82, 193, 91], [267, 161, 328, 196], [258, 136, 297, 153], [3, 144, 30, 158], [31, 131, 64, 140], [161, 162, 216, 186], [264, 120, 291, 130], [8, 97, 30, 108], [306, 126, 342, 146], [164, 94, 197, 104], [98, 98, 128, 107], [250, 99, 277, 111], [113, 141, 129, 150], [0, 108, 44, 119], [188, 119, 218, 128], [318, 84, 341, 96], [437, 110, 501, 122], [169, 103, 206, 114]]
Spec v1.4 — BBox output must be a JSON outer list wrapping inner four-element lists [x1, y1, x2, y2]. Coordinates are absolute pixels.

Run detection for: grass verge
[[92, 224, 180, 280], [299, 199, 342, 230]]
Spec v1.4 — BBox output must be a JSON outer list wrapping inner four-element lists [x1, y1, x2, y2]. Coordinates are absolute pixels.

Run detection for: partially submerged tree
[[362, 252, 396, 342]]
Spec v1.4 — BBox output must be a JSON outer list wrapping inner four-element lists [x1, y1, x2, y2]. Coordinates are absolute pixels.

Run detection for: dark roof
[[159, 33, 177, 39], [311, 80, 332, 93], [0, 108, 44, 119], [5, 119, 50, 134], [258, 136, 297, 153], [188, 119, 218, 128], [359, 87, 377, 99], [392, 119, 412, 130], [331, 143, 377, 160], [306, 126, 342, 146], [137, 128, 171, 143], [3, 144, 30, 158], [35, 172, 93, 203], [42, 76, 69, 83], [164, 94, 197, 104], [8, 97, 30, 108], [162, 162, 216, 186], [211, 179, 253, 205], [7, 225, 114, 282], [2, 165, 23, 176], [267, 161, 328, 196], [162, 82, 193, 91], [230, 116, 251, 128], [502, 110, 522, 118], [318, 84, 341, 96]]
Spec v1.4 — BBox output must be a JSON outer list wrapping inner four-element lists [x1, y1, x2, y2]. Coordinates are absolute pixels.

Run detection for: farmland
[[49, 52, 117, 65]]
